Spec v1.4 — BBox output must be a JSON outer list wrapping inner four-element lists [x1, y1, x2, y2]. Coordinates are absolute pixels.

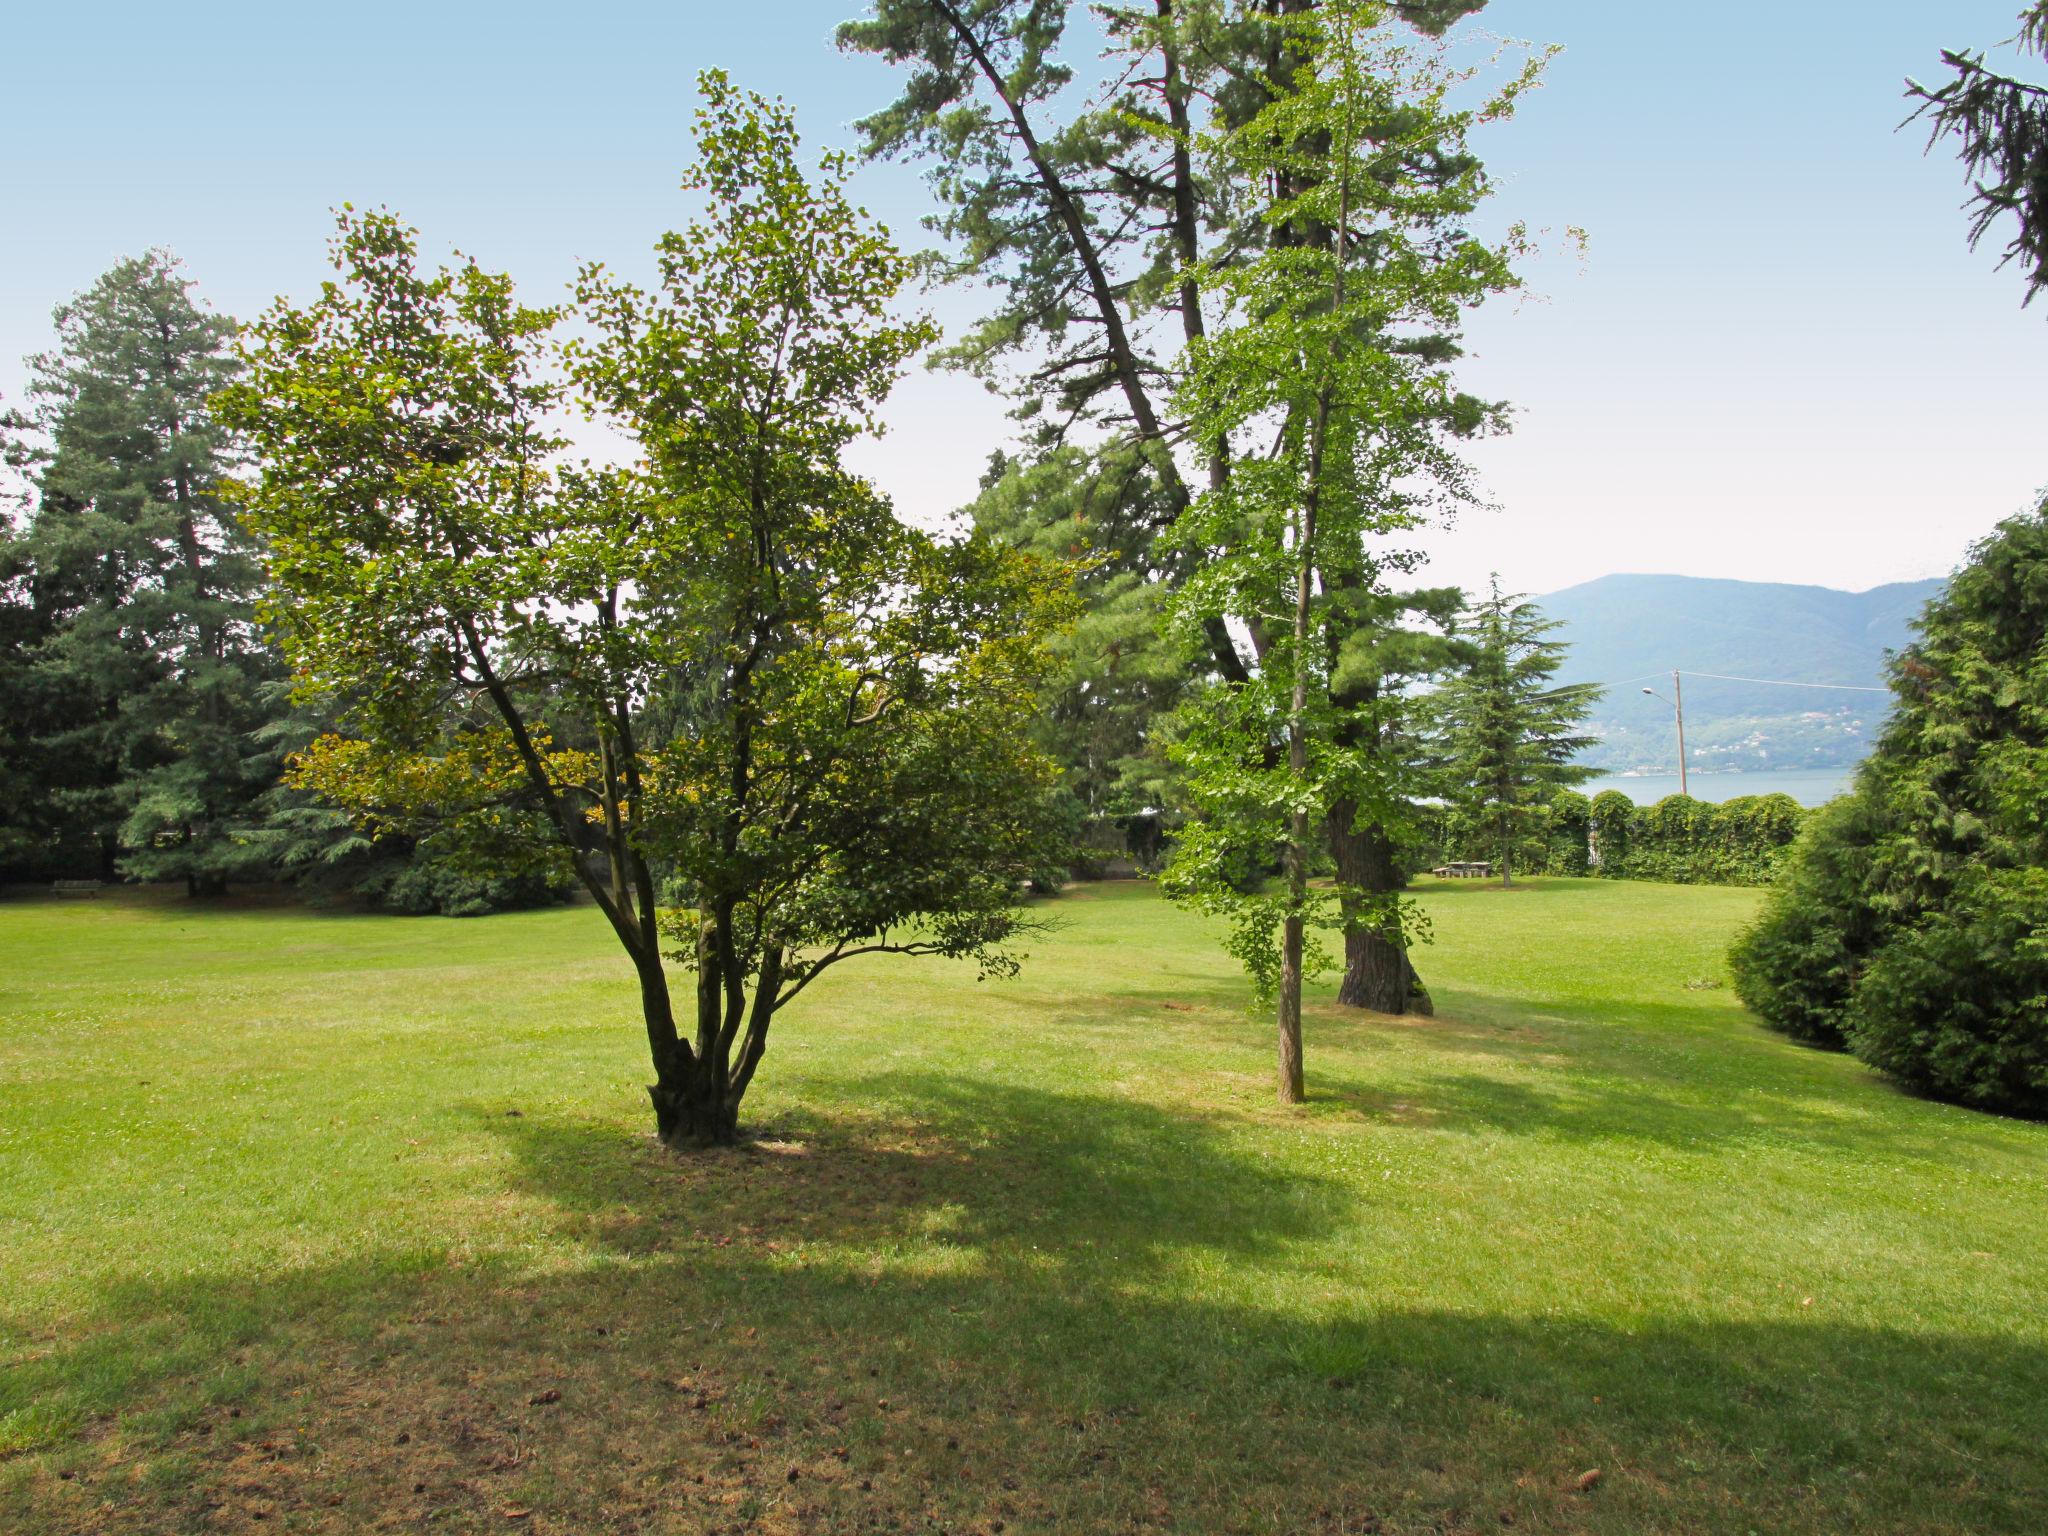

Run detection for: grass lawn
[[2, 877, 2044, 1535]]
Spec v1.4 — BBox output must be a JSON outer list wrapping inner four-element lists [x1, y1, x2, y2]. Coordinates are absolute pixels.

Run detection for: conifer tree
[[19, 253, 278, 892], [843, 0, 1549, 1015], [1433, 578, 1600, 887], [1910, 2, 2048, 303]]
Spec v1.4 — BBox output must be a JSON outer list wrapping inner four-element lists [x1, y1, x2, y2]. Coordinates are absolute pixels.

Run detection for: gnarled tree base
[[649, 1077, 740, 1149]]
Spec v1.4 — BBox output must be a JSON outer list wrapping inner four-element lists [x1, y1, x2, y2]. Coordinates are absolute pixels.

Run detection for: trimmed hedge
[[1590, 791, 1808, 887], [1421, 788, 1809, 887], [1425, 786, 1810, 884]]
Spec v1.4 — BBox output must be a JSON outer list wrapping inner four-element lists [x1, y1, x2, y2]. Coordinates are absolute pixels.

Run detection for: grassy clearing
[[1, 877, 2044, 1534]]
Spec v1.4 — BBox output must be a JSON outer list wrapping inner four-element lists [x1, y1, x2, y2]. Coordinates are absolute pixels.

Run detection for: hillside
[[1541, 573, 1944, 772]]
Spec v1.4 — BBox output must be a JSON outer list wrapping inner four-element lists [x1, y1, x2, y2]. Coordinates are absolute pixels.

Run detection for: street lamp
[[1642, 671, 1688, 797]]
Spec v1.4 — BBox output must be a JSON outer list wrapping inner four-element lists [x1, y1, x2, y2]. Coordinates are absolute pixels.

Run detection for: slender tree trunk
[[647, 923, 778, 1150], [1277, 875, 1308, 1106]]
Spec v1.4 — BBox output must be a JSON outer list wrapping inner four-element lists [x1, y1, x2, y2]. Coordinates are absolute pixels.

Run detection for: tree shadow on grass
[[6, 1085, 2046, 1536], [483, 1075, 1341, 1273], [1292, 986, 2046, 1166]]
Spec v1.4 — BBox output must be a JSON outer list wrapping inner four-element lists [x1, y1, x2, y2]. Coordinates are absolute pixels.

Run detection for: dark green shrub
[[1709, 794, 1806, 884], [1730, 507, 2048, 1116], [376, 860, 570, 918], [1542, 790, 1592, 876], [1728, 794, 1884, 1048], [1849, 869, 2048, 1113], [1588, 790, 1806, 886]]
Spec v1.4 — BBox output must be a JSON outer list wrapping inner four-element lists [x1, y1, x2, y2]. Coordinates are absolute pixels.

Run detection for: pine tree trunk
[[1328, 801, 1432, 1015]]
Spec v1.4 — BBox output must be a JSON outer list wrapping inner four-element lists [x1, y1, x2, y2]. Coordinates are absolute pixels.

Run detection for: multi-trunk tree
[[1432, 578, 1600, 888], [224, 77, 1071, 1148], [843, 0, 1544, 1024], [11, 254, 278, 892]]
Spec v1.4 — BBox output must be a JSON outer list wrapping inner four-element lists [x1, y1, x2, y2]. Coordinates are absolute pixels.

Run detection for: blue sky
[[4, 1, 2043, 596]]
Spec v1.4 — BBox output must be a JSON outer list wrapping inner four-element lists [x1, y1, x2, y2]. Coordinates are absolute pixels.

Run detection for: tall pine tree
[[1909, 2, 2048, 303], [843, 0, 1548, 1012], [20, 252, 278, 893]]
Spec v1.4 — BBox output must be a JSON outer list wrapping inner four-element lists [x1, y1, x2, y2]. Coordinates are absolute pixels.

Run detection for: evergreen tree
[[1732, 507, 2048, 1116], [966, 445, 1189, 828], [1434, 578, 1601, 887], [0, 399, 62, 874], [19, 252, 279, 893], [843, 0, 1548, 1014]]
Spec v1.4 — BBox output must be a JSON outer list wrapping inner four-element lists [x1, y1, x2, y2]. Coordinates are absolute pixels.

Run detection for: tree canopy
[[7, 253, 277, 893], [223, 76, 1073, 1146]]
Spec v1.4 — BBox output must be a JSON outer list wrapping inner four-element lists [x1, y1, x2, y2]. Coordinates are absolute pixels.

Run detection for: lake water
[[1586, 769, 1853, 807]]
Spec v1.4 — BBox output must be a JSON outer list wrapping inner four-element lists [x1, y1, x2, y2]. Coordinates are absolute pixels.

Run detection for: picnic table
[[1430, 861, 1495, 879]]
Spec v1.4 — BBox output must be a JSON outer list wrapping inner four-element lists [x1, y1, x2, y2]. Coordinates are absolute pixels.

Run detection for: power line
[[1677, 670, 1889, 694], [1590, 669, 1888, 695]]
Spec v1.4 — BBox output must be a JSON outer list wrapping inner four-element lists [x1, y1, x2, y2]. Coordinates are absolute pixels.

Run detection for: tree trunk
[[1277, 909, 1307, 1105], [1328, 801, 1432, 1016], [648, 1057, 740, 1149]]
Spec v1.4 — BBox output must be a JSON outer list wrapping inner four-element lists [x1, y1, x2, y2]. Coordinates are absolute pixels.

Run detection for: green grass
[[2, 877, 2044, 1534]]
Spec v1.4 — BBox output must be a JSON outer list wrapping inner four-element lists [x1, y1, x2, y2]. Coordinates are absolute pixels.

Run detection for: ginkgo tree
[[223, 74, 1073, 1148], [1159, 4, 1539, 1101]]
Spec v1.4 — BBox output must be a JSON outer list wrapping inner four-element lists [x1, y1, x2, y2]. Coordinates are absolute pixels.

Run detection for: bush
[[1542, 790, 1592, 876], [373, 860, 570, 918], [1850, 869, 2048, 1111], [1727, 794, 1884, 1048], [1730, 507, 2048, 1117], [1589, 789, 1634, 875]]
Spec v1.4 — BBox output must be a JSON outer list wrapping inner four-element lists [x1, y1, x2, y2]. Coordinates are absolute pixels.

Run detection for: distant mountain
[[1540, 573, 1946, 773]]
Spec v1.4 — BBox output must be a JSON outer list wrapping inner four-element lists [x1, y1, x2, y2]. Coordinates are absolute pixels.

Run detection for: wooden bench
[[51, 879, 105, 897]]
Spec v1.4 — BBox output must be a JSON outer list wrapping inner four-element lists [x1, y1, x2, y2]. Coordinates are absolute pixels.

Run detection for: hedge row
[[1427, 788, 1811, 887], [1586, 789, 1810, 886]]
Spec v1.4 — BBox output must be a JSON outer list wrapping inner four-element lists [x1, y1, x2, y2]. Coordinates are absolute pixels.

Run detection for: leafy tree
[[1730, 507, 2048, 1115], [14, 254, 278, 893], [1433, 578, 1600, 886], [223, 77, 1071, 1147], [842, 0, 1544, 1016], [1158, 4, 1532, 1098], [1909, 2, 2048, 303]]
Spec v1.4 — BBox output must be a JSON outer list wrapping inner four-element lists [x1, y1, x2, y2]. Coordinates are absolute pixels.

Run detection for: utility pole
[[1673, 669, 1687, 798], [1642, 672, 1689, 797]]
